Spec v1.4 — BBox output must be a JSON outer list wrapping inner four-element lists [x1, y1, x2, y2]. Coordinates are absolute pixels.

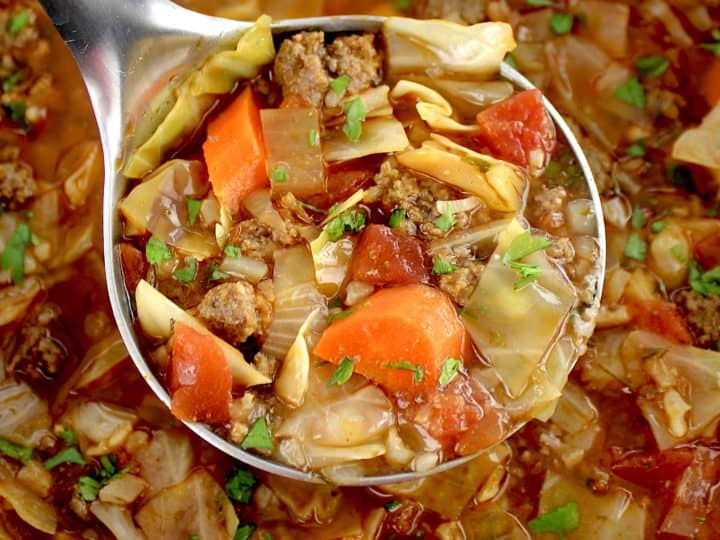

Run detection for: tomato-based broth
[[0, 0, 719, 539]]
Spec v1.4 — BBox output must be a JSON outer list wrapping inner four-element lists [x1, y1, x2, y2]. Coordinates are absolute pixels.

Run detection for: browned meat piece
[[438, 258, 484, 306], [273, 31, 329, 106], [325, 34, 382, 95], [674, 289, 720, 350], [227, 219, 277, 263], [410, 0, 486, 24], [0, 148, 37, 210], [198, 280, 273, 345], [8, 304, 67, 380]]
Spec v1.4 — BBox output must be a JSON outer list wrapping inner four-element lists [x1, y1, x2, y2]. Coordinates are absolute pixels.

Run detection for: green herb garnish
[[503, 231, 553, 265], [343, 97, 366, 142], [650, 220, 667, 233], [241, 418, 273, 450], [670, 244, 686, 263], [626, 141, 646, 158], [439, 358, 462, 386], [388, 208, 406, 228], [614, 77, 646, 108], [145, 236, 172, 265], [43, 447, 85, 470], [234, 525, 256, 540], [76, 453, 127, 502], [308, 128, 320, 147], [393, 0, 412, 10], [636, 55, 669, 77], [8, 10, 29, 34], [58, 429, 77, 446], [385, 360, 425, 384], [328, 306, 355, 323], [330, 75, 350, 95], [224, 245, 241, 258], [433, 205, 456, 234], [631, 205, 645, 229], [504, 54, 519, 70], [186, 198, 202, 226], [689, 261, 720, 297], [510, 261, 543, 289], [385, 500, 402, 511], [528, 0, 553, 5], [4, 100, 26, 126], [299, 200, 326, 214], [432, 257, 457, 275], [1, 222, 31, 284], [0, 438, 32, 463], [624, 232, 648, 261], [325, 208, 366, 241], [528, 502, 580, 539], [173, 258, 198, 283], [209, 263, 229, 281], [3, 72, 22, 93], [701, 43, 720, 56], [327, 357, 354, 386], [78, 475, 103, 501], [549, 13, 574, 35], [270, 165, 289, 183], [225, 467, 257, 504]]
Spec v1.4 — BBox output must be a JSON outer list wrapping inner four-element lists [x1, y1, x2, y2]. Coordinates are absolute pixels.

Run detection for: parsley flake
[[528, 502, 580, 538], [1, 222, 31, 284], [43, 447, 85, 470], [510, 261, 543, 289], [325, 208, 366, 242], [8, 10, 29, 34], [388, 208, 406, 228], [701, 43, 720, 57], [0, 438, 32, 463], [614, 77, 646, 108], [173, 258, 198, 283], [225, 467, 257, 504], [78, 475, 103, 501], [528, 0, 553, 5], [241, 418, 273, 450], [393, 0, 412, 10], [270, 165, 289, 183], [624, 232, 648, 261], [689, 261, 720, 297], [234, 525, 256, 540], [145, 236, 172, 265], [503, 231, 553, 265], [224, 245, 241, 258], [327, 357, 354, 386], [636, 55, 669, 77], [631, 205, 645, 229], [343, 97, 366, 142], [308, 128, 320, 147], [328, 306, 356, 323], [549, 13, 574, 35], [299, 201, 326, 215], [432, 257, 457, 275], [433, 205, 456, 234], [504, 54, 519, 70], [3, 72, 22, 93], [385, 500, 402, 511], [4, 100, 26, 126], [58, 429, 77, 446], [330, 75, 350, 95], [385, 360, 425, 384], [439, 358, 462, 386], [209, 263, 229, 281], [650, 220, 667, 233], [186, 198, 202, 226], [626, 140, 646, 158]]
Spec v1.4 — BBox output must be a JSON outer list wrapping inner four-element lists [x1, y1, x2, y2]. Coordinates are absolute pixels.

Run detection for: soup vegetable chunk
[[118, 16, 601, 478]]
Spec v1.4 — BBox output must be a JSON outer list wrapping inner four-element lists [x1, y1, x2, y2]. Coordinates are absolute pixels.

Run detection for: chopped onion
[[430, 218, 511, 254], [323, 117, 410, 162], [643, 0, 693, 47], [565, 199, 598, 236], [603, 267, 631, 305], [384, 426, 415, 467], [75, 331, 129, 389], [326, 85, 393, 119], [218, 255, 268, 283], [0, 480, 57, 534], [275, 309, 319, 408], [436, 196, 483, 215], [261, 108, 325, 196], [601, 195, 632, 229], [135, 279, 270, 386], [90, 502, 145, 540]]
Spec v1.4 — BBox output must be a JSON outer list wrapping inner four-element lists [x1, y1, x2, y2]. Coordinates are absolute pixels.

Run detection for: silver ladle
[[39, 0, 606, 486]]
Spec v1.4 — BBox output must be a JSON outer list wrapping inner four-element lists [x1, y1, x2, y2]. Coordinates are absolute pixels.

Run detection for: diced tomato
[[118, 242, 147, 292], [474, 89, 556, 169], [694, 231, 720, 270], [169, 323, 232, 423], [305, 156, 381, 210], [349, 224, 429, 286], [629, 299, 693, 345], [703, 58, 720, 107], [610, 447, 695, 489]]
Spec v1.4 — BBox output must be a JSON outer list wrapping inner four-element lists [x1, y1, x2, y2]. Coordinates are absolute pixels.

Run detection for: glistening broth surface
[[0, 1, 719, 539]]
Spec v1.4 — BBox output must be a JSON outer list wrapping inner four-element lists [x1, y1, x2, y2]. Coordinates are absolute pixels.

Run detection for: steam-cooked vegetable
[[134, 279, 269, 386], [90, 502, 145, 540], [63, 402, 137, 456], [125, 16, 274, 178], [397, 135, 526, 213], [0, 480, 57, 534], [462, 219, 576, 397], [0, 380, 51, 447], [261, 108, 325, 196], [323, 117, 409, 162], [134, 429, 194, 494], [390, 80, 477, 132], [672, 102, 720, 169], [98, 474, 147, 505], [312, 237, 355, 297], [275, 309, 319, 408], [217, 255, 268, 283]]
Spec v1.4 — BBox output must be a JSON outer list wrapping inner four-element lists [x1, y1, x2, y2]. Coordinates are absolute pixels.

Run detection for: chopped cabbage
[[134, 429, 194, 494], [90, 502, 146, 540], [0, 480, 57, 535], [459, 507, 530, 540], [390, 80, 477, 132], [403, 77, 514, 119], [323, 117, 410, 162], [672, 102, 720, 170], [274, 308, 319, 408], [63, 401, 137, 456], [99, 474, 148, 505], [0, 277, 41, 327], [0, 380, 51, 447]]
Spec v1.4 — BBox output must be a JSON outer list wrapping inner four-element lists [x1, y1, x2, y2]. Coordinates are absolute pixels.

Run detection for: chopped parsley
[[635, 55, 669, 77], [58, 429, 77, 446], [528, 0, 553, 5], [432, 257, 457, 275], [145, 236, 172, 265], [209, 263, 229, 281], [224, 245, 241, 258], [624, 232, 648, 261], [626, 140, 646, 158], [343, 97, 366, 142], [701, 43, 720, 57], [77, 453, 128, 501], [0, 438, 32, 463], [393, 0, 412, 10], [631, 205, 645, 229], [503, 231, 553, 265], [689, 261, 720, 296], [325, 208, 366, 241], [78, 475, 103, 502], [330, 75, 350, 95], [433, 205, 456, 234], [173, 258, 198, 283], [186, 198, 202, 226], [8, 10, 29, 34], [384, 500, 402, 511], [327, 357, 354, 386], [528, 502, 580, 538], [328, 305, 356, 323], [299, 200, 326, 215], [43, 447, 85, 470], [225, 467, 257, 504], [241, 418, 273, 450], [385, 360, 425, 384], [234, 525, 256, 540], [650, 220, 667, 233], [308, 128, 320, 147], [503, 54, 519, 70], [4, 100, 26, 126], [439, 358, 462, 386], [3, 72, 22, 93], [614, 77, 646, 108], [261, 532, 273, 540], [188, 535, 199, 540], [549, 13, 574, 35], [270, 165, 289, 183], [670, 244, 687, 263], [388, 208, 406, 228], [1, 222, 32, 284], [510, 261, 543, 289]]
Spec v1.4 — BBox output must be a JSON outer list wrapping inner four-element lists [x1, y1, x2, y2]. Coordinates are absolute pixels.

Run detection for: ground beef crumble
[[8, 304, 67, 380], [0, 146, 36, 210], [674, 289, 720, 350]]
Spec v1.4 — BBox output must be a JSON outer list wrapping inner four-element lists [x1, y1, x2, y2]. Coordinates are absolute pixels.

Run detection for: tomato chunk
[[349, 224, 429, 286], [118, 242, 147, 293], [475, 88, 556, 169], [610, 447, 694, 489], [629, 299, 693, 345], [694, 231, 720, 270], [170, 322, 232, 423]]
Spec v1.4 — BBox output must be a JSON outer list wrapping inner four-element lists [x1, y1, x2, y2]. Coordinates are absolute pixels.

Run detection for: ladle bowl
[[39, 0, 606, 486]]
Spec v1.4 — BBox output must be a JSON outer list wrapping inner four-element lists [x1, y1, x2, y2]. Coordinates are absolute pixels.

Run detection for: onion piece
[[90, 502, 145, 540], [275, 309, 320, 408], [642, 0, 693, 47], [261, 108, 325, 196], [390, 80, 477, 133], [313, 237, 355, 297], [602, 195, 632, 229], [436, 196, 483, 215], [135, 279, 270, 386], [429, 218, 511, 254], [326, 85, 393, 119], [565, 198, 598, 236], [0, 480, 57, 535], [323, 117, 409, 162], [218, 255, 268, 283], [344, 280, 374, 306]]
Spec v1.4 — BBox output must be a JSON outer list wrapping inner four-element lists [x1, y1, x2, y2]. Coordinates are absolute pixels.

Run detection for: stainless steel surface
[[39, 0, 606, 486]]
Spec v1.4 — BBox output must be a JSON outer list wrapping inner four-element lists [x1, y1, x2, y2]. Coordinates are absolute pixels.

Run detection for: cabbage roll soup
[[117, 16, 602, 479]]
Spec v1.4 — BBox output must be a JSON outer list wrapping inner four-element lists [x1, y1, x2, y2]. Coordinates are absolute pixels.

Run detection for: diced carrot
[[349, 224, 429, 286], [629, 299, 693, 345], [313, 284, 465, 393], [203, 87, 268, 216], [703, 58, 720, 107], [170, 322, 232, 423]]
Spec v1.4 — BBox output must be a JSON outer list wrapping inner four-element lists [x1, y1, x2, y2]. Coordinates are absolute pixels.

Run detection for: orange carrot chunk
[[203, 87, 268, 216], [703, 58, 720, 107], [313, 284, 465, 393], [170, 322, 232, 423]]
